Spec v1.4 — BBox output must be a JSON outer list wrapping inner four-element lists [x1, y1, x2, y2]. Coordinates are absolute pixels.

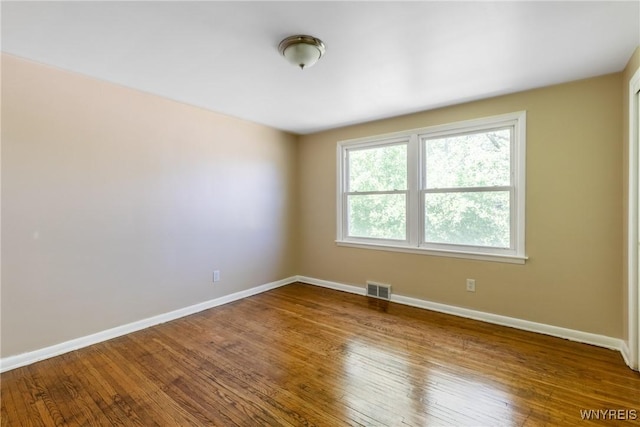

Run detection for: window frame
[[336, 111, 527, 264], [343, 137, 411, 243]]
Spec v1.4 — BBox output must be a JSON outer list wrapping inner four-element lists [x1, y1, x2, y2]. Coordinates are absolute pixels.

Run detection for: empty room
[[2, 1, 640, 426]]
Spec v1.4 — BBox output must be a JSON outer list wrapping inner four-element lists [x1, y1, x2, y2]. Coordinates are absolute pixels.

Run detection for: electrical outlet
[[213, 270, 220, 282], [466, 279, 476, 292]]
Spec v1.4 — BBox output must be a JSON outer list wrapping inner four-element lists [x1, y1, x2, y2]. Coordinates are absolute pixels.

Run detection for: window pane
[[348, 194, 406, 240], [349, 144, 407, 192], [424, 191, 510, 248], [425, 128, 510, 189]]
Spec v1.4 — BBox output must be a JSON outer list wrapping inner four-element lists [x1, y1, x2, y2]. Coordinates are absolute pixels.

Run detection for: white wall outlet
[[213, 270, 220, 282], [466, 279, 476, 292]]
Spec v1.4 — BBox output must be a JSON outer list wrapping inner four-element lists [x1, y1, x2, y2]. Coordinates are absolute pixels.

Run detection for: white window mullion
[[509, 186, 517, 252], [508, 125, 517, 252], [345, 190, 406, 196], [336, 145, 347, 240], [408, 134, 420, 246], [424, 186, 512, 194], [515, 115, 526, 256]]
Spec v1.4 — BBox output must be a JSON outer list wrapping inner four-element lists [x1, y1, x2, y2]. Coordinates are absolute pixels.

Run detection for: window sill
[[335, 240, 527, 264]]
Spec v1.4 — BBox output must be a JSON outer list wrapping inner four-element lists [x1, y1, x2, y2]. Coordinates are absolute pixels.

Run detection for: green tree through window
[[338, 111, 526, 263], [424, 129, 511, 248], [347, 143, 407, 240]]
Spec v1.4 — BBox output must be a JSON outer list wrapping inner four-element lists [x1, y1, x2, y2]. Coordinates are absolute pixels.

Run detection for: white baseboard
[[0, 276, 297, 373], [621, 341, 632, 367], [620, 341, 638, 370], [296, 275, 624, 353], [297, 276, 366, 296], [2, 275, 628, 373]]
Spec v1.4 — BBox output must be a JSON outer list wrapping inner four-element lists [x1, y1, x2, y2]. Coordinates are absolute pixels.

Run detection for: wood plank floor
[[2, 282, 639, 426]]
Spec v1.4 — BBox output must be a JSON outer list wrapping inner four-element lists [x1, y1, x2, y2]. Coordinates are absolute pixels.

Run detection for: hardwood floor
[[2, 282, 639, 426]]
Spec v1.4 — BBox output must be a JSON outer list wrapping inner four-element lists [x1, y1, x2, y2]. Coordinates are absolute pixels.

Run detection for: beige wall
[[298, 73, 623, 338], [1, 50, 633, 359], [622, 46, 640, 344], [1, 54, 298, 357]]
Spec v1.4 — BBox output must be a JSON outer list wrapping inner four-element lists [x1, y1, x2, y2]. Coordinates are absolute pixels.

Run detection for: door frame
[[627, 66, 640, 371]]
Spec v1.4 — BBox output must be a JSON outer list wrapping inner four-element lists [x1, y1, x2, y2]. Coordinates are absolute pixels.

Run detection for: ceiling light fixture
[[278, 35, 325, 70]]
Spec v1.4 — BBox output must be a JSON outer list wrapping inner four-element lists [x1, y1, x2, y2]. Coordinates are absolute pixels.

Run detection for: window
[[337, 111, 526, 264], [346, 140, 408, 241]]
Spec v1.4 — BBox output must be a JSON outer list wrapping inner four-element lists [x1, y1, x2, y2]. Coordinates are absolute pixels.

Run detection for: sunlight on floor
[[343, 338, 515, 426]]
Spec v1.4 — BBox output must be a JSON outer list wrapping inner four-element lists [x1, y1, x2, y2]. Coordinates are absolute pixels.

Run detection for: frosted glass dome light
[[278, 35, 325, 70]]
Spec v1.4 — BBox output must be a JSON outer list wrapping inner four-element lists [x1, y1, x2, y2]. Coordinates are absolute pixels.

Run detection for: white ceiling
[[2, 1, 639, 134]]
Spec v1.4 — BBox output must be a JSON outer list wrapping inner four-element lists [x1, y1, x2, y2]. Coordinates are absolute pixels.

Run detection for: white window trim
[[342, 137, 411, 244], [336, 111, 527, 264]]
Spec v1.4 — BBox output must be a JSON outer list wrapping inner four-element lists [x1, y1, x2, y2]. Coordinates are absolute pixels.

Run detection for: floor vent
[[366, 281, 391, 300]]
